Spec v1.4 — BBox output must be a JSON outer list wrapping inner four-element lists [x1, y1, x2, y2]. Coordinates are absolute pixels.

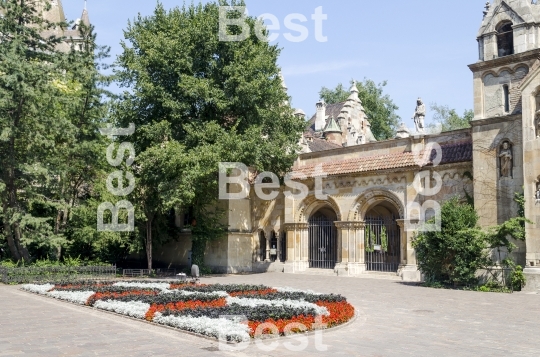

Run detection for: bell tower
[[470, 0, 540, 290]]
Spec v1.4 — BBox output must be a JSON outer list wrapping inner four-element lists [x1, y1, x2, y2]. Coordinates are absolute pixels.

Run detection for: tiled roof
[[308, 138, 343, 152], [293, 141, 472, 178]]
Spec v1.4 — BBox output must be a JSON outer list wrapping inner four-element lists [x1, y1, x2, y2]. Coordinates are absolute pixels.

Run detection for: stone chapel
[[150, 0, 540, 291]]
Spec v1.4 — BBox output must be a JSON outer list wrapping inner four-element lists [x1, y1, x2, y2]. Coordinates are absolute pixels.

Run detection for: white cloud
[[282, 60, 368, 76]]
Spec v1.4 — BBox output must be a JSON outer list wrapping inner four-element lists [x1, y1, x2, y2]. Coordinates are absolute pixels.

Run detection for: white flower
[[47, 290, 95, 305], [112, 282, 171, 290], [274, 287, 323, 295], [162, 289, 229, 298], [153, 313, 250, 342], [21, 283, 55, 294], [94, 299, 151, 319], [226, 296, 329, 316]]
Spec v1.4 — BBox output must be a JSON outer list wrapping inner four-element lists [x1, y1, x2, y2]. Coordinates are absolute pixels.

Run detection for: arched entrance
[[308, 207, 337, 269], [365, 202, 401, 272]]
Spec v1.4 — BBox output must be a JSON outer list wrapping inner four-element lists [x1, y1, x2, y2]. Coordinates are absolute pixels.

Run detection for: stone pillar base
[[400, 265, 422, 282], [334, 262, 366, 276], [283, 261, 309, 274], [523, 267, 540, 292]]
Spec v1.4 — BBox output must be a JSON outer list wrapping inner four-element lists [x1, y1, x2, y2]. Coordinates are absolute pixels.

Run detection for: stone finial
[[294, 108, 306, 119], [279, 72, 288, 91], [483, 2, 490, 18], [350, 80, 359, 93], [395, 123, 411, 139]]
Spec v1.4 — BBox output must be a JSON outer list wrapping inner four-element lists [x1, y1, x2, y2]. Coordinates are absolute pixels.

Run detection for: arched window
[[503, 84, 510, 113], [497, 22, 514, 57]]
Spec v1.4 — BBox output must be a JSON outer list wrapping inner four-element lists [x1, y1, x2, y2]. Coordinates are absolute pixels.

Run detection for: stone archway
[[348, 188, 405, 222]]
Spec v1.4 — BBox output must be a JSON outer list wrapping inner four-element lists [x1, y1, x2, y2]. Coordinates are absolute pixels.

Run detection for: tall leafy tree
[[113, 1, 305, 270], [319, 79, 400, 140], [0, 0, 69, 261], [0, 1, 112, 261]]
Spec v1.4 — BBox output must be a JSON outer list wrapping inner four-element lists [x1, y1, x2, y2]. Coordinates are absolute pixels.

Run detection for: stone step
[[302, 268, 338, 276], [360, 271, 402, 281]]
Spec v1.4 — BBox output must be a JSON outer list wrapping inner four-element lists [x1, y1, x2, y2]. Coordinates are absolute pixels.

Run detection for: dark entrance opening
[[258, 231, 266, 261], [308, 207, 337, 269], [365, 202, 401, 272], [269, 231, 278, 262], [280, 231, 286, 262]]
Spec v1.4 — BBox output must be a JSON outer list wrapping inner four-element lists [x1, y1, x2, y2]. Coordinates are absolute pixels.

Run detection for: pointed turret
[[81, 1, 90, 27], [323, 116, 343, 146]]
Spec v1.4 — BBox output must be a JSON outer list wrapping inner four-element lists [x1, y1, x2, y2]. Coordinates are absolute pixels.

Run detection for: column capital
[[334, 221, 365, 229], [283, 223, 308, 231]]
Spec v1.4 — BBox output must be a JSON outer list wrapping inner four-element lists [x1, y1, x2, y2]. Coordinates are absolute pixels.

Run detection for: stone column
[[398, 219, 421, 282], [275, 230, 281, 263], [264, 229, 271, 262], [334, 221, 366, 276], [283, 223, 309, 273]]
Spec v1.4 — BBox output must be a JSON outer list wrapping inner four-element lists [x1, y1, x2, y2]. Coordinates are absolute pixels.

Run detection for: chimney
[[315, 99, 326, 131]]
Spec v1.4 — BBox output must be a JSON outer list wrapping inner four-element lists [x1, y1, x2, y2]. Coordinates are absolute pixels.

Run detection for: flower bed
[[21, 281, 354, 342]]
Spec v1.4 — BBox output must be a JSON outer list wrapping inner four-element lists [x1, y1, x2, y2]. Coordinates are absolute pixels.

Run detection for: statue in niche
[[412, 98, 426, 133], [499, 141, 513, 178], [536, 182, 540, 203]]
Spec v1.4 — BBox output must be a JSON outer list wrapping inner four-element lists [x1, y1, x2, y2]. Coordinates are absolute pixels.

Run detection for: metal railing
[[0, 265, 116, 284], [122, 268, 177, 278]]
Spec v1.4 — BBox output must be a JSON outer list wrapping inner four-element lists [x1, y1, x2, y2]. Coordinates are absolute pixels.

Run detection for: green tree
[[429, 103, 473, 132], [413, 198, 488, 286], [113, 1, 306, 270], [319, 79, 400, 140], [0, 1, 113, 262], [0, 0, 69, 261]]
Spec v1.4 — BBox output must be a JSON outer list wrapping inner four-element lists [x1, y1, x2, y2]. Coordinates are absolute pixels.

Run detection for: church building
[[153, 0, 540, 290]]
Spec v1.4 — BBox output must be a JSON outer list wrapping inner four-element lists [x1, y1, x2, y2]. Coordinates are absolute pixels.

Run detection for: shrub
[[413, 197, 488, 286]]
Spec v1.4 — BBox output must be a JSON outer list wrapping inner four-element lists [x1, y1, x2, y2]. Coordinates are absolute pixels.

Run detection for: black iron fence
[[365, 216, 401, 272], [0, 265, 116, 284], [308, 214, 337, 269]]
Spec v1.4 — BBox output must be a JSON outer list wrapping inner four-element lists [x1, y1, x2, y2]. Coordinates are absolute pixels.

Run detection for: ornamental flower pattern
[[21, 281, 355, 341]]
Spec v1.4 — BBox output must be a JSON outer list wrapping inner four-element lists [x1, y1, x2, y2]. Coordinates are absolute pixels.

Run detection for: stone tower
[[37, 0, 90, 52], [470, 0, 540, 289]]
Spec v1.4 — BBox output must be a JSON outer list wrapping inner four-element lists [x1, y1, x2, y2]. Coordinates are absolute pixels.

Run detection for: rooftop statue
[[413, 98, 426, 134]]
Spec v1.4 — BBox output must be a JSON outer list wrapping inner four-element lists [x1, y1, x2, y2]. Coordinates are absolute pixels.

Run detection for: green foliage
[[0, 1, 117, 263], [510, 265, 526, 291], [415, 193, 530, 291], [365, 225, 374, 253], [413, 198, 488, 286], [319, 79, 400, 140], [429, 103, 473, 132], [380, 226, 388, 252], [114, 1, 305, 269]]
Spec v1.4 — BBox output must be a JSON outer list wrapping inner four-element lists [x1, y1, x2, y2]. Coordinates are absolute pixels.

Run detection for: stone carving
[[483, 2, 490, 18], [535, 182, 540, 203], [499, 141, 513, 178], [412, 98, 426, 133]]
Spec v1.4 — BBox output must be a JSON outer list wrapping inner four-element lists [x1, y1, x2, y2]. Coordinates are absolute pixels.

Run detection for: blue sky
[[64, 0, 488, 129]]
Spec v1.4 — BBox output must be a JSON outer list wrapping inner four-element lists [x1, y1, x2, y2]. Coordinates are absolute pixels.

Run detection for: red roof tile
[[292, 141, 472, 178]]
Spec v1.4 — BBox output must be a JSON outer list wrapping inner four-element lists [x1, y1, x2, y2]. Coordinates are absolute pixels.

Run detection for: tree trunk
[[2, 205, 21, 261], [146, 218, 153, 271], [13, 222, 30, 262]]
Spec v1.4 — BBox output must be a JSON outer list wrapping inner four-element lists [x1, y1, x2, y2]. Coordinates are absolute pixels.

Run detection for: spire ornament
[[483, 2, 490, 18]]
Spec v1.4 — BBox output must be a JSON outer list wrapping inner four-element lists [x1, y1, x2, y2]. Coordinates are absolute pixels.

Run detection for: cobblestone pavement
[[1, 273, 539, 357]]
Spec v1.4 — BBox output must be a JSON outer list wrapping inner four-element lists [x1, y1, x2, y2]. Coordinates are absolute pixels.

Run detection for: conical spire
[[81, 1, 90, 26], [323, 116, 341, 133]]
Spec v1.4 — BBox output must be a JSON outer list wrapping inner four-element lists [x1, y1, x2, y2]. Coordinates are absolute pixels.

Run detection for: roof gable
[[478, 1, 530, 37]]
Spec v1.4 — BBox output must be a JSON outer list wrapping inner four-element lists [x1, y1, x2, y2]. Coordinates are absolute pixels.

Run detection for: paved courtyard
[[0, 273, 539, 357]]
